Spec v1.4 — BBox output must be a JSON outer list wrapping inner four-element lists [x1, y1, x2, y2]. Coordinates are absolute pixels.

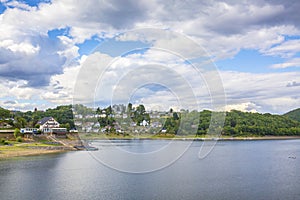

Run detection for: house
[[37, 117, 60, 133], [36, 117, 68, 138], [37, 117, 60, 134], [161, 129, 167, 133], [140, 120, 149, 127], [0, 121, 12, 129], [69, 129, 78, 133]]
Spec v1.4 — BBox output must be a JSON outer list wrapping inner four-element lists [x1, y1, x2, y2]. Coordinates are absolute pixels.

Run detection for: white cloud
[[262, 39, 300, 58], [225, 102, 261, 113], [270, 57, 300, 69], [0, 39, 40, 55], [0, 0, 300, 114], [220, 71, 300, 114], [41, 64, 81, 104]]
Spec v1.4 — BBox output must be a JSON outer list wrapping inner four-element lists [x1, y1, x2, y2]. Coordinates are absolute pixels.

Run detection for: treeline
[[222, 110, 300, 136], [159, 109, 300, 136], [0, 105, 74, 130]]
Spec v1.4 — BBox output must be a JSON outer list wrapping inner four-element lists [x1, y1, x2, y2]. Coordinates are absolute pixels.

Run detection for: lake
[[0, 139, 300, 200]]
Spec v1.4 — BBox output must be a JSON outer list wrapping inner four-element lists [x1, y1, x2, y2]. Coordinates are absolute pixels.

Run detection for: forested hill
[[220, 110, 300, 136], [284, 108, 300, 122]]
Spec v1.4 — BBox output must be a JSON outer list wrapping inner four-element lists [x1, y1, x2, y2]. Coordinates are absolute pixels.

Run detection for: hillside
[[284, 108, 300, 122], [221, 110, 300, 136]]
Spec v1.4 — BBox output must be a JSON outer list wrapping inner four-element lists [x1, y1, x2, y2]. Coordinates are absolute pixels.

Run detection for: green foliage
[[14, 117, 27, 129], [14, 128, 22, 138], [163, 111, 181, 134], [0, 137, 9, 145], [16, 136, 23, 142], [14, 128, 23, 138], [11, 105, 75, 129], [161, 109, 300, 136], [60, 123, 71, 131], [220, 110, 300, 136], [284, 108, 300, 122], [131, 104, 150, 125], [44, 105, 75, 128], [0, 107, 10, 119]]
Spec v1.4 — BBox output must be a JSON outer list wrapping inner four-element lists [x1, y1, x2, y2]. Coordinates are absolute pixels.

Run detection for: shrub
[[3, 141, 9, 145], [1, 138, 5, 143], [14, 128, 21, 138], [16, 136, 23, 142]]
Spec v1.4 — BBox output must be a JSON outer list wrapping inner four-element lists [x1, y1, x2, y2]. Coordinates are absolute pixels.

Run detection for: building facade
[[37, 117, 60, 133]]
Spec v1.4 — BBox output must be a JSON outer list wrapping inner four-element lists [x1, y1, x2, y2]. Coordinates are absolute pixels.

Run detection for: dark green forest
[[158, 109, 300, 136]]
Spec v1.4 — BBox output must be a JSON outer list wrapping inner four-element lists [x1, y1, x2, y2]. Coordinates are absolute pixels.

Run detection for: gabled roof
[[37, 117, 55, 125]]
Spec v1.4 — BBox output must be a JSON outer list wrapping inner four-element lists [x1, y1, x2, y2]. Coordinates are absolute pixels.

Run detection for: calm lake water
[[0, 139, 300, 200]]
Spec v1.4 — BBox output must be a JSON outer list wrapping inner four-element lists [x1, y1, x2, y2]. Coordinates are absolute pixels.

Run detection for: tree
[[14, 117, 27, 128], [173, 112, 180, 120], [14, 128, 23, 138], [0, 107, 10, 119], [60, 123, 71, 131], [127, 103, 133, 113]]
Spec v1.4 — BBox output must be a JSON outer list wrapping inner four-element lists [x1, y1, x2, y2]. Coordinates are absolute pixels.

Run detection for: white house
[[37, 117, 60, 133], [140, 120, 149, 127]]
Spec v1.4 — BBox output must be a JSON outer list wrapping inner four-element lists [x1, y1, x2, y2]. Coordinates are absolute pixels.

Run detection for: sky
[[0, 0, 299, 114]]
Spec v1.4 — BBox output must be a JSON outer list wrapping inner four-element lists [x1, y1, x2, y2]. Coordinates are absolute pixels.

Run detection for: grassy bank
[[0, 139, 74, 160], [0, 145, 67, 160]]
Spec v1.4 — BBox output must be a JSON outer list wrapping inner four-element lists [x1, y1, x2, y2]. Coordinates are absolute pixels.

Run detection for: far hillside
[[284, 108, 300, 122]]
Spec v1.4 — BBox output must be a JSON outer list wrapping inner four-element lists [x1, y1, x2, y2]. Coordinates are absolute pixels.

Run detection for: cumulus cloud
[[225, 102, 261, 113], [262, 40, 300, 58], [1, 0, 300, 113], [220, 71, 300, 113], [0, 47, 66, 87]]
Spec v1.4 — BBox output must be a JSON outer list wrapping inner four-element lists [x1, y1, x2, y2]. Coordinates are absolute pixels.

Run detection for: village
[[0, 104, 179, 145]]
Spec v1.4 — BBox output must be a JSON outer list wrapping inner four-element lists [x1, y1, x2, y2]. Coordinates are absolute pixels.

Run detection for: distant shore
[[1, 135, 300, 160]]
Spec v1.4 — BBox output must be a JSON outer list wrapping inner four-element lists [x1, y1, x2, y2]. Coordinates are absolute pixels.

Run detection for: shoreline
[[0, 145, 74, 160], [80, 134, 300, 141], [1, 135, 300, 160]]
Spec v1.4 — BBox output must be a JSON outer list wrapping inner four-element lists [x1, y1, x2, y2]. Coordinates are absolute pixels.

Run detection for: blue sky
[[216, 50, 285, 73], [0, 0, 300, 114]]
